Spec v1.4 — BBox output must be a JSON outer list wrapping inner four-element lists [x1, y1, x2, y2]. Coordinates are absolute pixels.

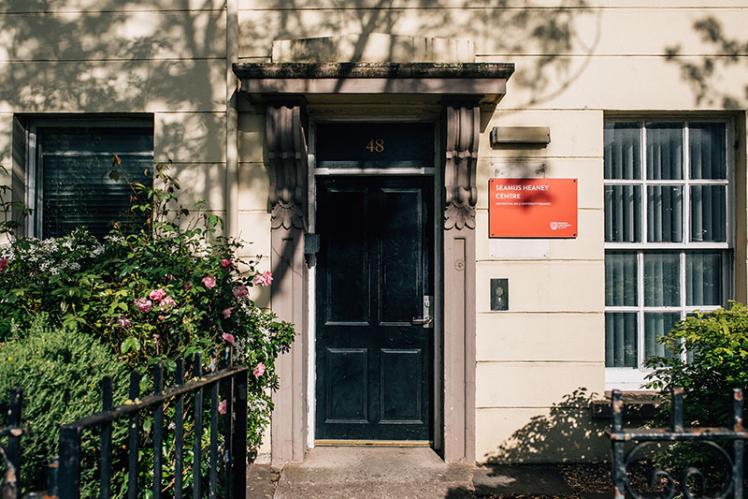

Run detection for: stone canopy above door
[[233, 61, 513, 107], [233, 33, 513, 106]]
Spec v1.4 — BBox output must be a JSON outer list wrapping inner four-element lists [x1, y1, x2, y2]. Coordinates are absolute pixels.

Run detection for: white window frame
[[25, 117, 153, 238], [604, 117, 735, 390]]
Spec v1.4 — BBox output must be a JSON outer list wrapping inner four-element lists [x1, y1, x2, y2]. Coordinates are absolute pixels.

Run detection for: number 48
[[366, 138, 384, 153]]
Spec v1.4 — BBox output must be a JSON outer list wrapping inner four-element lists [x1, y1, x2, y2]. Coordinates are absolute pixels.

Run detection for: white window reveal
[[603, 119, 733, 390], [27, 121, 153, 239]]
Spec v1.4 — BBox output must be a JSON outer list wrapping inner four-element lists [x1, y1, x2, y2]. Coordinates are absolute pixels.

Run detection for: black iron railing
[[1, 389, 23, 499], [1, 352, 248, 499], [608, 387, 747, 499]]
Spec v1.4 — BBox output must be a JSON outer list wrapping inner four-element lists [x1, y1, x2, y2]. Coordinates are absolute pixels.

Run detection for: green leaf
[[120, 337, 140, 354]]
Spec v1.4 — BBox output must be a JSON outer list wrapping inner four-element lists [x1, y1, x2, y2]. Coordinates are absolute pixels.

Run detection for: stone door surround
[[234, 62, 514, 466]]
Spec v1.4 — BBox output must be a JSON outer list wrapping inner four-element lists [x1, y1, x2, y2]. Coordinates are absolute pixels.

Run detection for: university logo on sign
[[489, 178, 578, 238]]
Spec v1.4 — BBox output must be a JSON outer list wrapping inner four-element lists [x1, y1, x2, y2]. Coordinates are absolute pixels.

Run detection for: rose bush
[[0, 163, 295, 471]]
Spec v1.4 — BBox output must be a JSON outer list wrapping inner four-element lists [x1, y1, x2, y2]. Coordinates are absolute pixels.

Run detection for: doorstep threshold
[[315, 439, 432, 447]]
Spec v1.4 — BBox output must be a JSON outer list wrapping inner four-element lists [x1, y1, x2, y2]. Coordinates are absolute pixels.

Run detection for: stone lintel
[[234, 63, 514, 104]]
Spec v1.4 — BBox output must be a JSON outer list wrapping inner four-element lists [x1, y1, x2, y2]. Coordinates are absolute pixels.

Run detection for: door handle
[[411, 317, 433, 326], [412, 295, 433, 327]]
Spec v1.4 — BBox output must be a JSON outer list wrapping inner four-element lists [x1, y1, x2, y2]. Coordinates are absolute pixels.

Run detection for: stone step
[[272, 447, 474, 499], [273, 481, 474, 499]]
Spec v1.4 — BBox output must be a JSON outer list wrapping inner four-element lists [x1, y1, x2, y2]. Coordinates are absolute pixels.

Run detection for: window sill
[[605, 367, 655, 391]]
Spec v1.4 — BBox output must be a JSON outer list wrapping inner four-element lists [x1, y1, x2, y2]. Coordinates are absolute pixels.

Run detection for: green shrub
[[0, 315, 129, 493], [645, 302, 748, 491], [646, 302, 748, 425], [0, 163, 295, 456], [0, 162, 295, 493]]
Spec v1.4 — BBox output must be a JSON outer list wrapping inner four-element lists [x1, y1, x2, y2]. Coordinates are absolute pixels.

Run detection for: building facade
[[2, 0, 747, 466]]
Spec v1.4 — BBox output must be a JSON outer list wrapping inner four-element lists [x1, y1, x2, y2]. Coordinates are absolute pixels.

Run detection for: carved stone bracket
[[443, 103, 480, 230], [442, 100, 480, 463], [266, 103, 308, 230]]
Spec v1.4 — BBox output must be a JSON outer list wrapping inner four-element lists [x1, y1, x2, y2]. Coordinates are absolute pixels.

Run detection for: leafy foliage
[[646, 302, 748, 426], [0, 163, 295, 492], [644, 303, 748, 488], [0, 315, 130, 493]]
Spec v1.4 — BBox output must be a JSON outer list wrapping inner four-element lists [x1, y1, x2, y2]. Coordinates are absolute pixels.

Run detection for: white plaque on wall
[[489, 239, 550, 259]]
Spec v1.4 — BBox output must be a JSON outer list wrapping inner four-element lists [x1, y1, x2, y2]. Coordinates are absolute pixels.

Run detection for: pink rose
[[0, 257, 8, 272], [202, 276, 216, 289], [253, 362, 265, 378], [253, 271, 273, 287], [218, 399, 227, 415], [222, 307, 233, 319], [117, 316, 132, 329], [134, 298, 152, 313], [160, 296, 176, 309], [149, 288, 167, 302], [220, 258, 232, 268], [232, 285, 248, 298], [222, 332, 235, 346]]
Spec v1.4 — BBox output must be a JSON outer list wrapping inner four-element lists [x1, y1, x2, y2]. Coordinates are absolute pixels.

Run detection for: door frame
[[305, 115, 444, 451], [265, 99, 481, 466]]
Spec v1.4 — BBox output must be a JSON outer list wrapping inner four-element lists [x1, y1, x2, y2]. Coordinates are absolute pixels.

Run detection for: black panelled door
[[315, 176, 433, 440]]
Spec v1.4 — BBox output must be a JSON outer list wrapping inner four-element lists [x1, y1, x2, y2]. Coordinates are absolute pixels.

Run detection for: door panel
[[325, 189, 369, 324], [325, 348, 368, 422], [316, 177, 433, 441], [380, 349, 423, 422], [379, 188, 424, 324]]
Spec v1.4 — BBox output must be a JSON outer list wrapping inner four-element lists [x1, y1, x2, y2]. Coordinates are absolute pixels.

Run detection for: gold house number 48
[[366, 138, 385, 153]]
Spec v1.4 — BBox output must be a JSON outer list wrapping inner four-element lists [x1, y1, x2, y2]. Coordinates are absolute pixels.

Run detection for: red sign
[[489, 178, 578, 238]]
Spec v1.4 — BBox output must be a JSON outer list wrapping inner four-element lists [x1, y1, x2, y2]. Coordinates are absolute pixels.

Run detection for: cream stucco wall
[[0, 1, 229, 213], [3, 0, 748, 466]]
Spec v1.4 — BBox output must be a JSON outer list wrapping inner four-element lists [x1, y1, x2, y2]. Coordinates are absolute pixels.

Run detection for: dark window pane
[[40, 127, 153, 239], [686, 251, 725, 306], [605, 312, 638, 367], [646, 123, 683, 180], [644, 252, 680, 307], [689, 122, 726, 179], [605, 252, 637, 306], [690, 185, 726, 242], [647, 185, 683, 242], [41, 127, 153, 154], [604, 122, 641, 180], [644, 313, 680, 360], [604, 185, 641, 242]]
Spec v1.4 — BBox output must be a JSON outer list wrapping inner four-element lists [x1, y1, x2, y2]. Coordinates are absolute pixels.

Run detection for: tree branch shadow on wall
[[443, 388, 609, 498], [665, 16, 748, 109], [244, 0, 599, 109], [0, 0, 227, 222], [483, 388, 607, 465]]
